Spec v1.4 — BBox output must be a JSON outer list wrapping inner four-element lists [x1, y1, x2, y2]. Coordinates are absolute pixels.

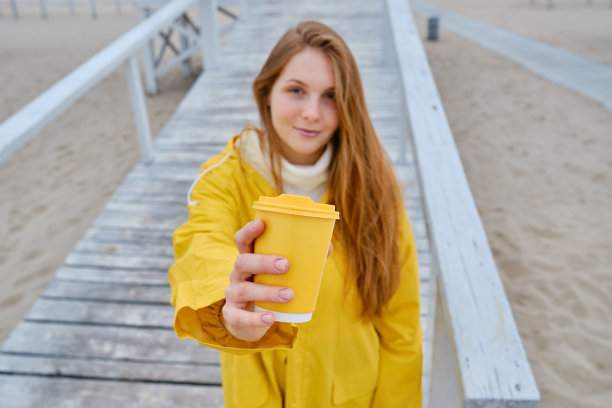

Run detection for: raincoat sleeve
[[371, 211, 423, 407], [168, 158, 298, 354]]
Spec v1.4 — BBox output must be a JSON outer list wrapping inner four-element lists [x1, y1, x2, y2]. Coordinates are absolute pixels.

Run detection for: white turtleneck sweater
[[236, 129, 332, 203]]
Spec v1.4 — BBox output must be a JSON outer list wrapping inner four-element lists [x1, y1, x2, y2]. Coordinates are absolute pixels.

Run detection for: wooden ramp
[[0, 0, 432, 405]]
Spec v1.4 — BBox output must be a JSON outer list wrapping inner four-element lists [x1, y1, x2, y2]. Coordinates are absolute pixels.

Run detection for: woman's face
[[268, 47, 339, 165]]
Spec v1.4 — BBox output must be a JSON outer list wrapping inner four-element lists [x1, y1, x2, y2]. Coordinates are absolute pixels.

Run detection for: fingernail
[[261, 314, 272, 324], [274, 259, 288, 272], [279, 288, 293, 301]]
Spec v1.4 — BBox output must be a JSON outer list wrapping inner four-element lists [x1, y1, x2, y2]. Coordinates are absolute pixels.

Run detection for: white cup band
[[254, 306, 312, 323]]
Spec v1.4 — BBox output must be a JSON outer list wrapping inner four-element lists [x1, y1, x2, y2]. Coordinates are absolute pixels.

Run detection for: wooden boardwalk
[[0, 0, 433, 405]]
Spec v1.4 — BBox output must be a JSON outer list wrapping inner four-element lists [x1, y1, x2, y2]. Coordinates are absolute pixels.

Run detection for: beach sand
[[415, 1, 612, 407], [1, 2, 611, 407]]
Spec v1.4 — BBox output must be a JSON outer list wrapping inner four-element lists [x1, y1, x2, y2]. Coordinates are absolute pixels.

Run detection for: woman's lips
[[295, 127, 321, 138]]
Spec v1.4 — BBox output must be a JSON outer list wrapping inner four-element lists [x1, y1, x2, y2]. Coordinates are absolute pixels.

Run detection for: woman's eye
[[289, 88, 303, 94], [324, 92, 335, 100]]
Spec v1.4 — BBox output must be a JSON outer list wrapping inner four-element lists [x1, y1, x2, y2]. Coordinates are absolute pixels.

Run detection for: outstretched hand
[[222, 219, 294, 341]]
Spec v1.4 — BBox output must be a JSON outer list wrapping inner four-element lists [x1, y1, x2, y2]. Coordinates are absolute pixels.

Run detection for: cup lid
[[253, 194, 340, 219]]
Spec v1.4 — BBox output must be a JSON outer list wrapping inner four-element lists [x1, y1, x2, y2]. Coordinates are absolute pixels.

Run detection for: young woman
[[169, 21, 422, 407]]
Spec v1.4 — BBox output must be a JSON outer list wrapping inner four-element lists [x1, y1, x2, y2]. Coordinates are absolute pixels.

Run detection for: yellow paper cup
[[252, 194, 340, 323]]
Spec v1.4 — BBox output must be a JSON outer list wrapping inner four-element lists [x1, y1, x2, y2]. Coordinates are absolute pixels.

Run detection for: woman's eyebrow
[[283, 78, 306, 86], [284, 78, 335, 91]]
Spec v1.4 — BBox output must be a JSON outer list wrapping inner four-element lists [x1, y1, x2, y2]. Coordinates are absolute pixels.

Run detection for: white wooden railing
[[0, 0, 223, 165], [383, 1, 540, 407]]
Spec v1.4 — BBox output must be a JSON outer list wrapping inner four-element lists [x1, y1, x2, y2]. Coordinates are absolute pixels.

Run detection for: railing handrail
[[383, 0, 540, 406], [0, 0, 219, 165]]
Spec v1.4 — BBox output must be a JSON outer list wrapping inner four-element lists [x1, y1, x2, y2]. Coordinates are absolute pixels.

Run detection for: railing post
[[125, 56, 154, 164], [138, 6, 160, 94], [10, 0, 18, 18], [89, 0, 97, 19], [428, 277, 461, 408], [381, 0, 395, 67], [39, 0, 47, 18], [180, 15, 193, 76], [199, 0, 220, 71]]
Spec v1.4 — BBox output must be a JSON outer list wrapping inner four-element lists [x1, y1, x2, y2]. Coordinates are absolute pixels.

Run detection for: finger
[[234, 219, 265, 254], [231, 253, 289, 282], [225, 281, 294, 304], [223, 304, 276, 328]]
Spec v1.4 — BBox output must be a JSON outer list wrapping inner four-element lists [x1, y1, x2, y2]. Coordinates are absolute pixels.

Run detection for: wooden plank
[[105, 192, 186, 207], [2, 321, 219, 364], [126, 162, 215, 182], [25, 298, 175, 328], [113, 178, 192, 194], [73, 240, 175, 258], [82, 226, 174, 245], [92, 210, 185, 231], [64, 252, 173, 271], [0, 354, 221, 385], [108, 188, 191, 208], [55, 266, 168, 285], [0, 375, 223, 408], [42, 280, 170, 303]]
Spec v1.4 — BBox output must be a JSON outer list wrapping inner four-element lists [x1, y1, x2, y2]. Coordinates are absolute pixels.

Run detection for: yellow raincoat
[[169, 135, 422, 407]]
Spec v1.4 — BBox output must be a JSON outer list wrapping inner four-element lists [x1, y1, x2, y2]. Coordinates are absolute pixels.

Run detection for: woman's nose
[[301, 97, 321, 121]]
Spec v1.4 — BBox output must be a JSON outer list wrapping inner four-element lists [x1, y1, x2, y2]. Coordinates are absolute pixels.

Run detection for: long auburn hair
[[250, 21, 404, 319]]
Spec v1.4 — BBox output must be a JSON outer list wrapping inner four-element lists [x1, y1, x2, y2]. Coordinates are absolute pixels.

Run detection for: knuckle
[[234, 253, 247, 271], [221, 304, 234, 324], [224, 284, 233, 300], [235, 281, 250, 300], [250, 314, 262, 327], [228, 267, 237, 282]]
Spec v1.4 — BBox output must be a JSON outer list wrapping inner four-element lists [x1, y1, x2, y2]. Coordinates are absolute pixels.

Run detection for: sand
[[415, 1, 612, 407], [1, 2, 611, 407]]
